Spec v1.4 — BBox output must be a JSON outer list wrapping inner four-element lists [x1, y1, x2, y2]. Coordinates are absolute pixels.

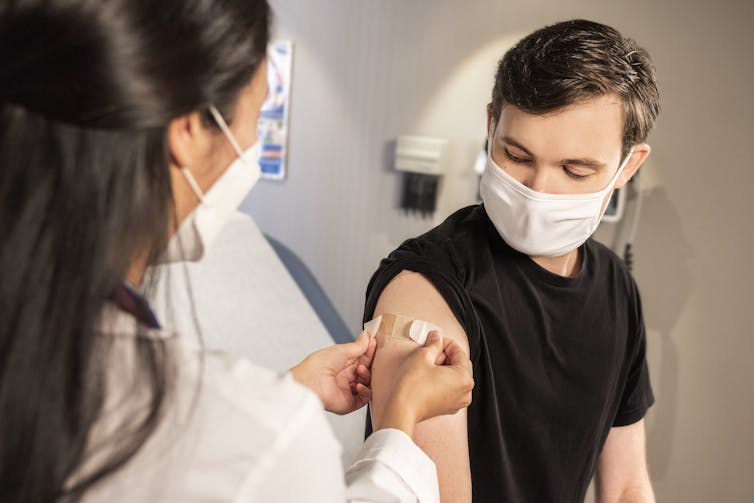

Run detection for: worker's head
[[482, 20, 660, 257], [0, 0, 270, 500]]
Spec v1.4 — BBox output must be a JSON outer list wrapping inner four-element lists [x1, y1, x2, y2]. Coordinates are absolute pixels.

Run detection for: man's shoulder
[[365, 205, 489, 312], [398, 204, 490, 257]]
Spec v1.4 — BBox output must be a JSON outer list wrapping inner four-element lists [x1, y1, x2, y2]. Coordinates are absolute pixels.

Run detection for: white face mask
[[160, 105, 261, 263], [480, 131, 633, 258]]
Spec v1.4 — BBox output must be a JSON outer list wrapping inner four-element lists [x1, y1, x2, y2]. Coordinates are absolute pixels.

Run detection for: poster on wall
[[258, 40, 293, 180]]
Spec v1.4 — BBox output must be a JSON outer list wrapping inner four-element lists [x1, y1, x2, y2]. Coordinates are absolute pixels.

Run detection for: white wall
[[242, 1, 754, 500]]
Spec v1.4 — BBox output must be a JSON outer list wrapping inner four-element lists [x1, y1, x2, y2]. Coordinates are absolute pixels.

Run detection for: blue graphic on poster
[[258, 41, 293, 180]]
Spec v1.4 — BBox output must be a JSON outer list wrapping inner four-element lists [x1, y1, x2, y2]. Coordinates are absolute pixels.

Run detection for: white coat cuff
[[346, 428, 439, 503]]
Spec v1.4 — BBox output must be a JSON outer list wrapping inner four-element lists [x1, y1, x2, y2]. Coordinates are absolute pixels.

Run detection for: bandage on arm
[[363, 313, 440, 346], [368, 270, 472, 503]]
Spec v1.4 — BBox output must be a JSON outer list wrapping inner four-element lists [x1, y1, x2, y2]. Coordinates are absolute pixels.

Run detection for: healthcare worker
[[0, 1, 473, 502]]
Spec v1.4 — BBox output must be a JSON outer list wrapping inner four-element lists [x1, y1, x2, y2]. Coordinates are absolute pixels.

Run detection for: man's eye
[[563, 167, 590, 180], [504, 149, 529, 164]]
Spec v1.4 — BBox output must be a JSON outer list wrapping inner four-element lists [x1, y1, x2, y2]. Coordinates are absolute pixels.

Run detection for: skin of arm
[[594, 420, 655, 503], [369, 270, 472, 503]]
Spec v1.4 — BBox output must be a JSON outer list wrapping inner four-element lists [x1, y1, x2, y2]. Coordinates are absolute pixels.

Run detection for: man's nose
[[522, 168, 551, 193]]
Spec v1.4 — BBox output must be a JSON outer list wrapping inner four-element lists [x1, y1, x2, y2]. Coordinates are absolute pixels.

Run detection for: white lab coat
[[74, 305, 439, 502], [148, 211, 370, 467]]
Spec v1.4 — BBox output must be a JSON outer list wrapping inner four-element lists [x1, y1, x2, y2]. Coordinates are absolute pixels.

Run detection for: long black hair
[[0, 0, 270, 500]]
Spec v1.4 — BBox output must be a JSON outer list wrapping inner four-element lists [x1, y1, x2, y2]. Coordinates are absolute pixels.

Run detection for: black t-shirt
[[363, 205, 654, 502]]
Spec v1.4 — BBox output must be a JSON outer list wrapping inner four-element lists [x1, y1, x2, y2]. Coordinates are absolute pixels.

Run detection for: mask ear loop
[[180, 105, 246, 205], [208, 105, 246, 158], [605, 146, 636, 191], [594, 146, 637, 225], [180, 168, 206, 204], [487, 122, 496, 157]]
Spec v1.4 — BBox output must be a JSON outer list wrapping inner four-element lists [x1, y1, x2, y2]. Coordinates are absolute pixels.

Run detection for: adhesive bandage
[[363, 313, 441, 345]]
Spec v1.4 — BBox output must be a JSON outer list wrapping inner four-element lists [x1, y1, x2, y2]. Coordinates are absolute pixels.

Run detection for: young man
[[364, 20, 660, 502]]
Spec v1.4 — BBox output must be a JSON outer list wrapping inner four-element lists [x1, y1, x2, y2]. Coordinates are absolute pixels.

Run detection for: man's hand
[[290, 331, 377, 414]]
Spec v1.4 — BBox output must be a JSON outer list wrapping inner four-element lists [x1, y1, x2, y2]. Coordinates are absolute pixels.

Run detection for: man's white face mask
[[160, 105, 261, 263], [480, 125, 634, 258]]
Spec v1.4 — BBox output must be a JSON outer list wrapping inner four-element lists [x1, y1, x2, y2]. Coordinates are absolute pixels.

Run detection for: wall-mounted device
[[473, 139, 488, 202], [602, 185, 628, 223], [395, 136, 447, 217]]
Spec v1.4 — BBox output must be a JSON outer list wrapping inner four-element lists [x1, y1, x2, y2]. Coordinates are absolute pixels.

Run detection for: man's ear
[[615, 143, 651, 189], [486, 103, 493, 132], [167, 111, 213, 173]]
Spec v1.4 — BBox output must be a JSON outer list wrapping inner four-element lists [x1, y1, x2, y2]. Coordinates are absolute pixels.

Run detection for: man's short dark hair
[[491, 19, 660, 156]]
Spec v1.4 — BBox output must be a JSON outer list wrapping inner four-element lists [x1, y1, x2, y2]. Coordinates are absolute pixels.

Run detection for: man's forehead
[[499, 94, 623, 122]]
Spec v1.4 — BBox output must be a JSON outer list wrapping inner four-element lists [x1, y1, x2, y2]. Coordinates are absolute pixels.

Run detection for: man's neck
[[530, 248, 582, 278]]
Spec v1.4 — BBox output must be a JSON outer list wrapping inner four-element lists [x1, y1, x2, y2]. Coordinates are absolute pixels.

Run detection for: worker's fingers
[[420, 331, 444, 362], [358, 335, 377, 368], [356, 363, 371, 385], [355, 382, 372, 404], [427, 331, 447, 365], [443, 338, 470, 367], [338, 331, 371, 360]]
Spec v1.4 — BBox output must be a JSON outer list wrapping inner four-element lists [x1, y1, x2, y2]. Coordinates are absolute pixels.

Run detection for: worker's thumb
[[424, 330, 445, 365], [423, 331, 444, 361], [340, 330, 370, 357]]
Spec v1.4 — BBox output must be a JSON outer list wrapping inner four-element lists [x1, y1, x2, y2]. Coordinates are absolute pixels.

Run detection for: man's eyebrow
[[501, 136, 534, 156], [503, 135, 607, 170], [560, 157, 607, 170]]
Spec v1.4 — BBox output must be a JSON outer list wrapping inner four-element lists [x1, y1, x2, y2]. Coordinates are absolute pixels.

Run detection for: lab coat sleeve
[[345, 428, 440, 503], [240, 395, 439, 502]]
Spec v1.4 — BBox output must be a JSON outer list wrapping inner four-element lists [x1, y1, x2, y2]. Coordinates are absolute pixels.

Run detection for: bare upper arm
[[369, 270, 472, 503], [595, 420, 655, 503]]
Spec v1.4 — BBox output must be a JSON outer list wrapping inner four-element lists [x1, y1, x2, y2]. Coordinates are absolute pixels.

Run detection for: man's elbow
[[598, 480, 655, 503]]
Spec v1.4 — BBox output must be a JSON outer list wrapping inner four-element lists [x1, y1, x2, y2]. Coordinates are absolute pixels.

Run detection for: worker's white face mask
[[160, 106, 261, 263], [480, 129, 633, 258]]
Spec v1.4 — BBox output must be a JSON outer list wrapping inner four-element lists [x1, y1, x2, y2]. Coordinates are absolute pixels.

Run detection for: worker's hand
[[290, 331, 377, 415], [376, 332, 474, 438]]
